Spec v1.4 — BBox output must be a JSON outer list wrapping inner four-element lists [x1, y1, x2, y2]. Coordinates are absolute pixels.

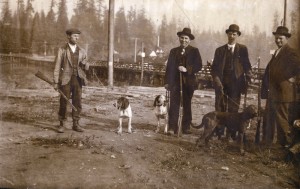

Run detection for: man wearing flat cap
[[211, 24, 252, 139], [53, 28, 89, 133], [261, 26, 300, 149], [165, 27, 202, 135]]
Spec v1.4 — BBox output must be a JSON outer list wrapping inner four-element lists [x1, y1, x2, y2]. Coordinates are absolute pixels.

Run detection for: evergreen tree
[[0, 0, 13, 53], [272, 10, 280, 31], [21, 0, 35, 53], [115, 6, 129, 56], [134, 8, 155, 55], [30, 12, 43, 54], [45, 0, 56, 54], [56, 0, 69, 45], [158, 14, 168, 48]]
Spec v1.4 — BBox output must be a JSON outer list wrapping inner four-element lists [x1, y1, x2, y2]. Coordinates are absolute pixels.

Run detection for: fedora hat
[[225, 24, 241, 36], [272, 26, 291, 38], [66, 28, 81, 35], [177, 27, 195, 40]]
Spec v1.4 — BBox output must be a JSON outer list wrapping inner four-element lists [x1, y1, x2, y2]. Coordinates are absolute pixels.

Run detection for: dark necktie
[[274, 49, 279, 57], [228, 47, 233, 55]]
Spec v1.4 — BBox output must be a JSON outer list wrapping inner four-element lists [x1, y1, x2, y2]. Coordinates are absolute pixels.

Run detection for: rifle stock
[[35, 70, 53, 85], [178, 72, 183, 137], [35, 71, 78, 112], [255, 57, 261, 144]]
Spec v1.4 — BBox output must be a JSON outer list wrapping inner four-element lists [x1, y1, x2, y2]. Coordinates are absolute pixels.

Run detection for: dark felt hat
[[225, 24, 241, 36], [177, 28, 195, 40], [66, 28, 81, 35], [272, 26, 291, 38]]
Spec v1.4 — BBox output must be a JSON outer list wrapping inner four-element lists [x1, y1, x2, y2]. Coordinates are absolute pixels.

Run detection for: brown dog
[[192, 105, 257, 154]]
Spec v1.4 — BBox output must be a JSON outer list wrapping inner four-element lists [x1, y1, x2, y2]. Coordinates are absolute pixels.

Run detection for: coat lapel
[[78, 47, 83, 65], [273, 45, 287, 62], [66, 44, 73, 67]]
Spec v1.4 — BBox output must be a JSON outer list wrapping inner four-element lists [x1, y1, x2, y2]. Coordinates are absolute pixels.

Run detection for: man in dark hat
[[211, 24, 252, 139], [261, 26, 300, 148], [53, 28, 89, 133], [165, 27, 202, 135]]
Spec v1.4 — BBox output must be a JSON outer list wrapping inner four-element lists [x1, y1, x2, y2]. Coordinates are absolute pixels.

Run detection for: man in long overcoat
[[261, 26, 300, 147], [211, 24, 252, 138], [165, 27, 202, 134]]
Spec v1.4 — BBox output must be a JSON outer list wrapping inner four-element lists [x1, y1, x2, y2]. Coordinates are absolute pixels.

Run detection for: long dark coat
[[165, 45, 202, 89], [261, 44, 300, 102], [211, 43, 252, 93]]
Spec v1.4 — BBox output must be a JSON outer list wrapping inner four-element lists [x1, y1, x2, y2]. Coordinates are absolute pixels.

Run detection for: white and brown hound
[[114, 97, 132, 134], [153, 95, 168, 134]]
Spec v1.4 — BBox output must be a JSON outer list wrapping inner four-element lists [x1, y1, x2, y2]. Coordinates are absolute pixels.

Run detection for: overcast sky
[[2, 0, 299, 35]]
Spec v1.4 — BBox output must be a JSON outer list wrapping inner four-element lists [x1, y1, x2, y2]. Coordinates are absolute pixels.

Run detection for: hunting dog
[[153, 95, 168, 133], [114, 97, 132, 134], [192, 105, 258, 154]]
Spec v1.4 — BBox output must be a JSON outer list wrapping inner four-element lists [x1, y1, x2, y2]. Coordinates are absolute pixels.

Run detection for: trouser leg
[[58, 82, 71, 121], [182, 85, 194, 131], [262, 100, 276, 145], [274, 102, 292, 146], [71, 75, 82, 121], [169, 88, 180, 132]]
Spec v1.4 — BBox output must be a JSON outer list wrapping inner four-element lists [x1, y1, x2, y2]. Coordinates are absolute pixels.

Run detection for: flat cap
[[66, 28, 81, 35]]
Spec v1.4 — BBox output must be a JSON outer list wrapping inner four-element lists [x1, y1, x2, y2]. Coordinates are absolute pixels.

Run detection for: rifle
[[255, 57, 261, 144], [35, 71, 78, 112], [178, 71, 183, 137], [166, 89, 170, 133]]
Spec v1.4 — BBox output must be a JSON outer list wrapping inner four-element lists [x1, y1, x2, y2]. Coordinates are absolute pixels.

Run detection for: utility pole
[[140, 42, 144, 86], [134, 38, 137, 63], [108, 0, 115, 88], [283, 0, 287, 26], [44, 41, 47, 57], [85, 43, 89, 56]]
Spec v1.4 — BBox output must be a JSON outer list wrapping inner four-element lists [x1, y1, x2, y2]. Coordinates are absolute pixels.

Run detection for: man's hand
[[164, 84, 169, 90], [53, 83, 58, 90], [178, 66, 187, 72], [85, 62, 90, 70], [214, 79, 223, 93]]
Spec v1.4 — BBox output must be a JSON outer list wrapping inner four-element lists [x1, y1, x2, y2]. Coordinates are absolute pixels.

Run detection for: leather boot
[[57, 121, 65, 133], [72, 120, 84, 132]]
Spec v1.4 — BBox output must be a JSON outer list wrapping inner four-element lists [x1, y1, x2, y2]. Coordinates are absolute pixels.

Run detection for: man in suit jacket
[[261, 26, 300, 147], [53, 28, 89, 133], [211, 24, 252, 138], [165, 27, 202, 134]]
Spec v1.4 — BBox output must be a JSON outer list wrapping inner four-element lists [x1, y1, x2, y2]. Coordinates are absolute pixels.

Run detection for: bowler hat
[[66, 28, 81, 35], [272, 26, 291, 38], [225, 24, 241, 36], [177, 28, 195, 40]]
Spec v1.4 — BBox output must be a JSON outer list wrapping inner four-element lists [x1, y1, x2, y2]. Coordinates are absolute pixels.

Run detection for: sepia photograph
[[0, 0, 300, 188]]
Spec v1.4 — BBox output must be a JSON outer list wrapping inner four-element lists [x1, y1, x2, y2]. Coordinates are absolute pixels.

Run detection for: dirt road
[[0, 66, 299, 188]]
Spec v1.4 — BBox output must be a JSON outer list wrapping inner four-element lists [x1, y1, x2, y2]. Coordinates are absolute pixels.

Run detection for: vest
[[70, 47, 79, 76], [223, 48, 234, 83]]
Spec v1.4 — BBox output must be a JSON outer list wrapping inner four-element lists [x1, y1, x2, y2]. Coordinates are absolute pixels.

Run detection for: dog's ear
[[163, 99, 167, 106], [122, 98, 129, 109], [154, 95, 159, 107]]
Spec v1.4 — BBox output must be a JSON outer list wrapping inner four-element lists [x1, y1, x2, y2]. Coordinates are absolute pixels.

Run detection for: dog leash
[[220, 92, 240, 108], [221, 88, 252, 129]]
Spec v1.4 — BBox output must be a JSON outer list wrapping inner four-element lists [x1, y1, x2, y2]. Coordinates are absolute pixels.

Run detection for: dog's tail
[[191, 122, 204, 129]]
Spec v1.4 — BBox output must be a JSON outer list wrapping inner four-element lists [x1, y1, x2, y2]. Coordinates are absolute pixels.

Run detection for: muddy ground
[[0, 63, 300, 189]]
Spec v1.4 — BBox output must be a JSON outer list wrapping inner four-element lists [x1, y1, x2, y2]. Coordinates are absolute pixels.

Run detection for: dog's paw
[[116, 127, 122, 135], [155, 127, 160, 133], [128, 127, 132, 134], [240, 149, 245, 155]]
